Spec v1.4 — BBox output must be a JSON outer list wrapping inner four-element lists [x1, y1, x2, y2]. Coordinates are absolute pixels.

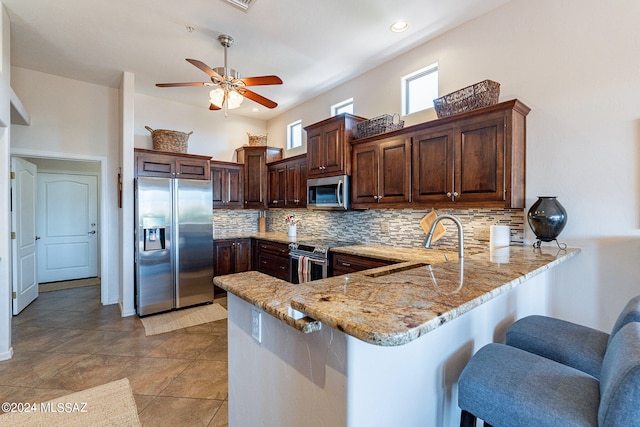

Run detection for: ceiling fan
[[156, 34, 282, 113]]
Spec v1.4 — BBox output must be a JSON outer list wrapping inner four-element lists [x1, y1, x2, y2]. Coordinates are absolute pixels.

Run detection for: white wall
[[0, 3, 13, 361], [134, 93, 267, 162], [267, 0, 640, 331], [10, 67, 121, 306]]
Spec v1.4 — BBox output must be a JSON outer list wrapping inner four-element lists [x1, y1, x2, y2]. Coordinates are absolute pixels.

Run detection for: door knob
[[87, 230, 96, 234], [35, 236, 41, 240]]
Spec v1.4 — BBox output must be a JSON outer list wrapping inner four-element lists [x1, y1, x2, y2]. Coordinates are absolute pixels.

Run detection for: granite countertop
[[213, 233, 580, 347], [330, 244, 457, 263], [214, 271, 323, 333], [290, 246, 579, 346]]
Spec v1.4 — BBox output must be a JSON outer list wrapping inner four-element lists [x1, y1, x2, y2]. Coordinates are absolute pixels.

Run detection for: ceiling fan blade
[[209, 103, 221, 110], [240, 75, 283, 86], [186, 58, 223, 80], [156, 82, 208, 87], [242, 89, 278, 109]]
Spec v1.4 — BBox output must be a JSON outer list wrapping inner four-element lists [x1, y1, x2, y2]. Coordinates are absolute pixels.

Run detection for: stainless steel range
[[289, 238, 355, 284]]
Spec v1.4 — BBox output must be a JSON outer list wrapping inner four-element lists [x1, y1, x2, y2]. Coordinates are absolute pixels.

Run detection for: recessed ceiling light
[[390, 20, 409, 33], [251, 108, 260, 113]]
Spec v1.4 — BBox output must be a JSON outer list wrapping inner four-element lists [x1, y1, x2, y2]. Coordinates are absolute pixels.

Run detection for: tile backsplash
[[214, 208, 524, 254]]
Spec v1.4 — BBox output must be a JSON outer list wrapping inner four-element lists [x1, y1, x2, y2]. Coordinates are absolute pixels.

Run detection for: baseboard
[[0, 347, 14, 361]]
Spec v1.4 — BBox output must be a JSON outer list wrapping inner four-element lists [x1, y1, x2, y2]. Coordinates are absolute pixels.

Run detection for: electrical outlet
[[380, 220, 390, 234], [474, 227, 491, 241], [251, 308, 262, 343]]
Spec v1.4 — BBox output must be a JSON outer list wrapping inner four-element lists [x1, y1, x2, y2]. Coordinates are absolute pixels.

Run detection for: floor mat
[[141, 303, 228, 336]]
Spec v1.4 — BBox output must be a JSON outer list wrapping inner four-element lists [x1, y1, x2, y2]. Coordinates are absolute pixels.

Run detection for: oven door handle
[[290, 254, 327, 264]]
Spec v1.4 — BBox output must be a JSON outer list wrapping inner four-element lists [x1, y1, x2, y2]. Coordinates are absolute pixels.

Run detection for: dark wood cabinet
[[213, 238, 251, 295], [268, 164, 287, 208], [411, 105, 524, 207], [285, 157, 307, 207], [253, 239, 290, 281], [211, 161, 243, 209], [305, 113, 366, 178], [267, 154, 307, 208], [351, 135, 411, 208], [213, 238, 252, 276], [236, 146, 283, 209], [351, 99, 529, 209], [135, 148, 211, 180], [330, 252, 395, 276]]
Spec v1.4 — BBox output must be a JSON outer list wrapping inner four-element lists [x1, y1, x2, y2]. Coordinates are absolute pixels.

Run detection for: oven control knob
[[315, 248, 326, 255], [289, 243, 298, 250]]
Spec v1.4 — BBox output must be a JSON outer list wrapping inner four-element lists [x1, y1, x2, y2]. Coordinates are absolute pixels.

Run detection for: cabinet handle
[[446, 192, 452, 197], [279, 266, 286, 270], [377, 195, 382, 201], [262, 260, 267, 264], [373, 195, 378, 200], [260, 245, 267, 249], [341, 262, 351, 267], [453, 191, 459, 197]]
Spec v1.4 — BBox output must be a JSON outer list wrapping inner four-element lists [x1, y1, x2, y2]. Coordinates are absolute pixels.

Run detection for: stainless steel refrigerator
[[135, 177, 213, 316]]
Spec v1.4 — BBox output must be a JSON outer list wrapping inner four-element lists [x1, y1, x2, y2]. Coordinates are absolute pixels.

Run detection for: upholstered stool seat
[[458, 322, 640, 427], [505, 295, 640, 379]]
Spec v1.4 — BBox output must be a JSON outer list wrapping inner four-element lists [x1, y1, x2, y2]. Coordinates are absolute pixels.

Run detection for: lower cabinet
[[213, 238, 252, 294], [253, 239, 290, 281], [330, 252, 395, 276]]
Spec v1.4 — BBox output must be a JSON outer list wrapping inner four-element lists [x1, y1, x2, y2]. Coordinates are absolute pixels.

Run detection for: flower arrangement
[[285, 215, 299, 226]]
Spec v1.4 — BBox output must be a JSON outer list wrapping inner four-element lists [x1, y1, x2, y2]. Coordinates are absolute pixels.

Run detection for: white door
[[11, 157, 38, 314], [37, 173, 98, 283]]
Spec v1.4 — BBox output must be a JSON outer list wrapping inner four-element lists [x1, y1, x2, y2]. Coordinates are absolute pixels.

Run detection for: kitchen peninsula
[[214, 240, 579, 427]]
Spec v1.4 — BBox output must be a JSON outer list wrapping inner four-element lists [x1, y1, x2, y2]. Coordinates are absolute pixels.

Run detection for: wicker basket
[[433, 80, 500, 118], [145, 126, 192, 153], [247, 133, 267, 146], [355, 113, 405, 139]]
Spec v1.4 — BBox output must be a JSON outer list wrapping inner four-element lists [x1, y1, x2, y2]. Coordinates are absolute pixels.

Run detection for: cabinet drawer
[[255, 240, 289, 256], [331, 252, 395, 276], [256, 252, 290, 281]]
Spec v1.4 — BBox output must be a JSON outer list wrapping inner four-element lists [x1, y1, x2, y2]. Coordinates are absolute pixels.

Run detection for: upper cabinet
[[236, 146, 283, 209], [211, 161, 244, 209], [351, 135, 411, 208], [351, 99, 530, 209], [285, 155, 308, 208], [135, 149, 211, 180], [268, 154, 307, 208], [411, 100, 528, 208], [305, 113, 367, 178]]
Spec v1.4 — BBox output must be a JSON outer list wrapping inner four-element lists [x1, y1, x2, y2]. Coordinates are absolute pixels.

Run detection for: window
[[287, 120, 302, 150], [402, 63, 438, 115], [331, 98, 354, 116]]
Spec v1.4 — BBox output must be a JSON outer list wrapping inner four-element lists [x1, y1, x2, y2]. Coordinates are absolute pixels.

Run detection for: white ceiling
[[4, 0, 510, 120]]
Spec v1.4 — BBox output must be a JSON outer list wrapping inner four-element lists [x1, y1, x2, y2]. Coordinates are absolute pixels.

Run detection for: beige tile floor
[[1, 284, 229, 426]]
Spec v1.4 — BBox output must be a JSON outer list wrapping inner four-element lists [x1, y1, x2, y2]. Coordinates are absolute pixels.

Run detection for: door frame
[[10, 148, 110, 306]]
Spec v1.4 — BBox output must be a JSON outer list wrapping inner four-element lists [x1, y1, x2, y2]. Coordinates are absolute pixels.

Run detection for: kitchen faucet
[[425, 214, 464, 258]]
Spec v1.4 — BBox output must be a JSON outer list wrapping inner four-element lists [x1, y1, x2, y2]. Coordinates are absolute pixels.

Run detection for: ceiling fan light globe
[[228, 90, 244, 109], [209, 88, 225, 108]]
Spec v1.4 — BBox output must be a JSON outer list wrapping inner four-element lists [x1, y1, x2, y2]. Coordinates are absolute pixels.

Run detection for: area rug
[[141, 303, 228, 336], [0, 378, 140, 426], [39, 277, 101, 292]]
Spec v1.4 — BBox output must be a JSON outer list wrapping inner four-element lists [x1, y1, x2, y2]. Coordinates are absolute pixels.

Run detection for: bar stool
[[505, 295, 640, 379], [458, 322, 640, 427]]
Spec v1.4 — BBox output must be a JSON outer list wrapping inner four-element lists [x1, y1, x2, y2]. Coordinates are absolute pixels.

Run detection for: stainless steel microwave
[[307, 175, 350, 210]]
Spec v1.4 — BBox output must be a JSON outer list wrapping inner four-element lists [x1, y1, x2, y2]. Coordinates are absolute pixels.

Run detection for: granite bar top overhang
[[216, 241, 580, 347], [289, 246, 580, 346]]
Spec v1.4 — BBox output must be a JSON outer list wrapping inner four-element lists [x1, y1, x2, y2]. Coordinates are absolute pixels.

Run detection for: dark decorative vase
[[527, 196, 567, 244]]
